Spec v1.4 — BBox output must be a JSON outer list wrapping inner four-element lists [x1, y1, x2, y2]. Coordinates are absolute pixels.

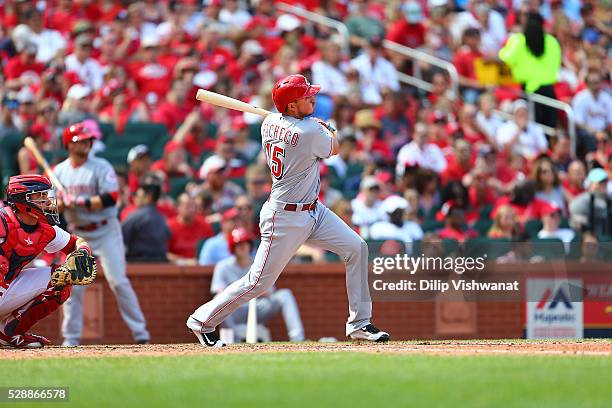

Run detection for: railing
[[526, 93, 577, 157], [382, 40, 459, 99], [276, 2, 350, 56], [276, 2, 577, 157]]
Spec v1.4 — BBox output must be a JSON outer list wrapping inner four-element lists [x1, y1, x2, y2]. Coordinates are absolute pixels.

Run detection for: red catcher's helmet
[[62, 122, 95, 148], [228, 227, 254, 254], [272, 74, 320, 113], [6, 174, 59, 225]]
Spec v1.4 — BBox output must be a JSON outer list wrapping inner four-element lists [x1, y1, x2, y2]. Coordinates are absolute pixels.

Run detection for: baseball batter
[[54, 123, 149, 346], [188, 75, 389, 346]]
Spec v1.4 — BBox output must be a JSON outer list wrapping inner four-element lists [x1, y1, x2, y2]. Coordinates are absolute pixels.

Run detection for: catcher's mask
[[6, 174, 60, 225]]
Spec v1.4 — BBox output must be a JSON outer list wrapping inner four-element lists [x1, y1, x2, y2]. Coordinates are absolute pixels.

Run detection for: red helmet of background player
[[62, 122, 95, 148], [272, 74, 320, 113], [6, 174, 59, 225], [228, 227, 254, 254]]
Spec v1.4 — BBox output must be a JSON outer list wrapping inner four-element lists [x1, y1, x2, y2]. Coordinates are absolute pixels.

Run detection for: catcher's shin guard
[[3, 285, 71, 336]]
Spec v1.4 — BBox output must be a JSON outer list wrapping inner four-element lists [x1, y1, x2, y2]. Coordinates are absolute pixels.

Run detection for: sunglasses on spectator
[[237, 205, 252, 210]]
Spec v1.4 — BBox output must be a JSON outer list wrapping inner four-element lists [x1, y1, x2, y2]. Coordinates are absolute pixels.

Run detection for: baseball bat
[[195, 89, 271, 117], [23, 137, 66, 194]]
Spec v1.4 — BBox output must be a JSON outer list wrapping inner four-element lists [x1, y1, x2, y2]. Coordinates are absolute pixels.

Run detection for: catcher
[[0, 175, 96, 348]]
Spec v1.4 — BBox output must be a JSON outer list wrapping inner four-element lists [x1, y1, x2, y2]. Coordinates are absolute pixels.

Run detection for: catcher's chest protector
[[0, 207, 55, 284]]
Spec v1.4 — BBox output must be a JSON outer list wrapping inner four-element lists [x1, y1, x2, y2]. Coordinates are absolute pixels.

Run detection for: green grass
[[1, 352, 611, 408]]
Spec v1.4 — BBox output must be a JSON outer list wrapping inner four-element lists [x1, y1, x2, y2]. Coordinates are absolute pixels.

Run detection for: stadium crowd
[[0, 0, 611, 266]]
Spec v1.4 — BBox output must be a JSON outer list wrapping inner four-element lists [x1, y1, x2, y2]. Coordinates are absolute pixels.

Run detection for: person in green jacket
[[499, 12, 561, 129]]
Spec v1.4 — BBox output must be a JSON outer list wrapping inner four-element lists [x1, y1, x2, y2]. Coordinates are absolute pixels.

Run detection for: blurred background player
[[54, 122, 149, 346], [0, 175, 92, 348], [211, 227, 305, 342]]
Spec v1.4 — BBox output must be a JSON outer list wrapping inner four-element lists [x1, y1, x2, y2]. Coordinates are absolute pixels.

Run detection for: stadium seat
[[465, 237, 512, 259], [98, 122, 116, 142], [531, 238, 566, 260], [473, 218, 493, 236], [168, 177, 193, 200], [0, 131, 23, 188], [524, 219, 543, 238], [422, 219, 444, 232], [442, 239, 460, 256]]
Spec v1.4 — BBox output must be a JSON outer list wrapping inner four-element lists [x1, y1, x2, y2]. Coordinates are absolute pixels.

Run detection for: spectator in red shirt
[[3, 42, 44, 89], [452, 27, 485, 104], [441, 139, 473, 186], [128, 37, 175, 99], [562, 160, 586, 199], [172, 110, 217, 167], [492, 180, 550, 224], [385, 1, 425, 56], [167, 193, 214, 265], [457, 104, 487, 145], [151, 140, 194, 179], [151, 79, 192, 132], [437, 203, 479, 242]]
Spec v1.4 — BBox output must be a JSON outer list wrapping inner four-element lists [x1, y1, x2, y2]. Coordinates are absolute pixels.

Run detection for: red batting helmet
[[228, 227, 254, 254], [272, 74, 320, 113], [6, 174, 59, 225], [62, 122, 95, 148]]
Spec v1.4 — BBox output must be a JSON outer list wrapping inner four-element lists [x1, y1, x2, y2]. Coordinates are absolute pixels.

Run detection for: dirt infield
[[1, 340, 611, 359]]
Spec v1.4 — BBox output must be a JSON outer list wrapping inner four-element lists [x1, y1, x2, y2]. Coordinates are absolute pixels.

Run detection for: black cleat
[[349, 324, 390, 342]]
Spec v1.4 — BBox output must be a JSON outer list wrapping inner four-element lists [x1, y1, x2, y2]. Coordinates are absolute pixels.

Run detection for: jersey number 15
[[265, 143, 285, 179]]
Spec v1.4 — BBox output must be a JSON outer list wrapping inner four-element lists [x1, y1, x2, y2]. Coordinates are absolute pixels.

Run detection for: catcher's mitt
[[50, 249, 97, 288]]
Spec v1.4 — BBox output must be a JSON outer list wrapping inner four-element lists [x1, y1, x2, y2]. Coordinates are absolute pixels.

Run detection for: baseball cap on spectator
[[428, 0, 448, 7], [72, 20, 94, 37], [586, 168, 608, 186], [436, 200, 460, 221], [276, 14, 301, 33], [199, 156, 227, 179], [381, 195, 409, 214], [360, 176, 381, 191], [28, 123, 52, 142], [241, 40, 264, 56], [209, 54, 228, 71], [11, 25, 33, 51], [376, 171, 393, 184], [141, 36, 160, 49], [127, 144, 150, 164], [222, 207, 239, 221], [540, 202, 562, 218], [402, 2, 424, 24], [232, 116, 247, 130], [511, 99, 529, 114], [427, 110, 447, 124], [75, 34, 93, 47], [355, 109, 381, 129], [193, 71, 218, 90], [67, 84, 92, 100]]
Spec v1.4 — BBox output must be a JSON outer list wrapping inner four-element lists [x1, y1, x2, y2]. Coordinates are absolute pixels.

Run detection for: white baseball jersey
[[261, 114, 334, 203], [54, 156, 119, 225], [191, 112, 375, 339]]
